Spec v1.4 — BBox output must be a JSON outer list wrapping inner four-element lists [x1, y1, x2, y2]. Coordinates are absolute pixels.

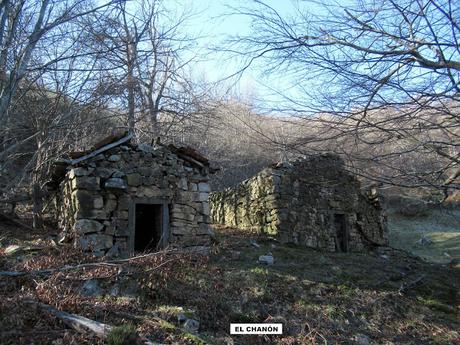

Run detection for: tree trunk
[[32, 182, 42, 229]]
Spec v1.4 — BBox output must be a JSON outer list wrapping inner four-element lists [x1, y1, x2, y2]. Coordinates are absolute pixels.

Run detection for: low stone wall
[[56, 143, 212, 257], [210, 154, 388, 252]]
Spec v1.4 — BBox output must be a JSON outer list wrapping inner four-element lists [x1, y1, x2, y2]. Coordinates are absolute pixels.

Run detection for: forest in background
[[0, 2, 459, 344], [0, 0, 458, 227]]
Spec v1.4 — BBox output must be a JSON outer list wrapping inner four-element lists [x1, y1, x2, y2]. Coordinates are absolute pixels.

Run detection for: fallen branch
[[24, 300, 159, 344], [25, 300, 112, 338], [108, 248, 178, 264], [145, 258, 178, 272], [0, 249, 180, 278]]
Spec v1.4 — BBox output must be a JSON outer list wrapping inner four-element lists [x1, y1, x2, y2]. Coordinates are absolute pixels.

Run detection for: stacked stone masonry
[[53, 139, 212, 257], [210, 154, 388, 252]]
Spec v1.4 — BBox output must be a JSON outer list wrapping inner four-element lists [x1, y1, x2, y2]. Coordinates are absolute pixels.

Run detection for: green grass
[[183, 333, 207, 345], [157, 319, 177, 331], [106, 324, 138, 345], [2, 222, 459, 345], [388, 209, 460, 263], [417, 297, 458, 315]]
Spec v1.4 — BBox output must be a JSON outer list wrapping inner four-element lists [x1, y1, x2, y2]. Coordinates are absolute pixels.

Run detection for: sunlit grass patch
[[183, 333, 206, 345], [417, 296, 458, 315], [388, 209, 460, 263], [106, 324, 138, 345]]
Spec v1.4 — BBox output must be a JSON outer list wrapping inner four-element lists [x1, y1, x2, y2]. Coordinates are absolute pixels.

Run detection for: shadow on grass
[[136, 228, 460, 344]]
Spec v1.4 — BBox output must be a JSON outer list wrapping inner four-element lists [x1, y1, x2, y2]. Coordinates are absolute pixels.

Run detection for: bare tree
[[88, 0, 200, 138], [0, 0, 119, 129], [0, 0, 121, 226], [228, 0, 460, 194], [0, 0, 209, 226]]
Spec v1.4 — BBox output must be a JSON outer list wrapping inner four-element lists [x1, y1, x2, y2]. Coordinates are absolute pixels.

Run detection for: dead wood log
[[25, 300, 112, 338], [24, 300, 159, 344], [108, 248, 177, 264]]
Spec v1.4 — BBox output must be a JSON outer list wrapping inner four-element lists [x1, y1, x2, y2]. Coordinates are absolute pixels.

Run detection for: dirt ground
[[0, 221, 459, 345]]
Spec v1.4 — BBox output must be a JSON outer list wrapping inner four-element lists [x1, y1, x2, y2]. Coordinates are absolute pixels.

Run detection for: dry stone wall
[[210, 154, 388, 252], [56, 143, 212, 257]]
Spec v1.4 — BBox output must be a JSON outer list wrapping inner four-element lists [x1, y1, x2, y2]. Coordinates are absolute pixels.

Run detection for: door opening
[[334, 214, 348, 252], [134, 203, 163, 252]]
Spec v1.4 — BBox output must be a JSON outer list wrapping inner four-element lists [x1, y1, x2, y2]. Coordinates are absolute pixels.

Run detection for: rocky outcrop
[[210, 154, 388, 252]]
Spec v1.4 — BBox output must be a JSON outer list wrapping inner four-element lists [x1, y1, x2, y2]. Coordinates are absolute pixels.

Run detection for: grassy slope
[[388, 209, 460, 264], [1, 223, 459, 345]]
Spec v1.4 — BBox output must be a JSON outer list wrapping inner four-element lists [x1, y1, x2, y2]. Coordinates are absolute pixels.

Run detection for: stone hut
[[49, 132, 213, 257], [210, 154, 388, 252]]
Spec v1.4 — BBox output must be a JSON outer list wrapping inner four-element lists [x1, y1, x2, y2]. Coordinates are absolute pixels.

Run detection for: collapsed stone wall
[[56, 143, 212, 257], [210, 169, 279, 235], [210, 154, 388, 252]]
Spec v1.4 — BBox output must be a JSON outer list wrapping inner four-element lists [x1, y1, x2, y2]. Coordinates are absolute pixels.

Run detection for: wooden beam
[[64, 133, 133, 165]]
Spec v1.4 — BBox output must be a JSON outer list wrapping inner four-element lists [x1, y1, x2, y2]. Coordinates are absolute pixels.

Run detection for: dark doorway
[[334, 214, 348, 252], [134, 203, 163, 252]]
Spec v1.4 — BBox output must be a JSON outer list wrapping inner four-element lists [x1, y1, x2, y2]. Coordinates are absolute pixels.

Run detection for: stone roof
[[48, 131, 214, 190]]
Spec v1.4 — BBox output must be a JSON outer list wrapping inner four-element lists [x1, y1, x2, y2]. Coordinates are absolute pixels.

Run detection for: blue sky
[[181, 0, 268, 93], [120, 0, 330, 104], [120, 0, 459, 116], [174, 0, 314, 100]]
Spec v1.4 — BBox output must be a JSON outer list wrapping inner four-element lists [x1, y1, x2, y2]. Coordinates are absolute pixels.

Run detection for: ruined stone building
[[210, 154, 388, 252], [48, 132, 213, 257]]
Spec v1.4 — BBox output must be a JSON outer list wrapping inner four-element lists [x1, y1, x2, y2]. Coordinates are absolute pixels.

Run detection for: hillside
[[0, 1, 458, 343], [389, 208, 460, 264], [1, 222, 459, 345]]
